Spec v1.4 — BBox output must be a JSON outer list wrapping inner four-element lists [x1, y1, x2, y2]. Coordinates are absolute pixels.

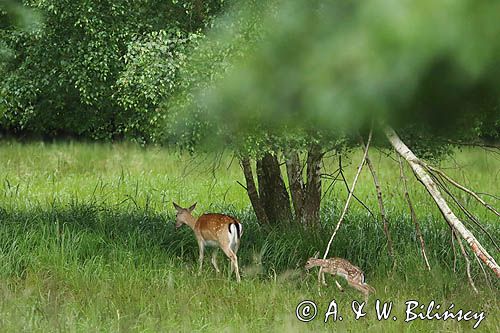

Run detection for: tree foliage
[[0, 0, 225, 140]]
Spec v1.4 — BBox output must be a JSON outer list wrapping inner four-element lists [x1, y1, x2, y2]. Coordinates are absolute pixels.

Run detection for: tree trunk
[[285, 150, 305, 223], [240, 157, 269, 225], [303, 144, 322, 227], [243, 147, 323, 226], [256, 153, 293, 224], [284, 145, 323, 227], [385, 126, 500, 278]]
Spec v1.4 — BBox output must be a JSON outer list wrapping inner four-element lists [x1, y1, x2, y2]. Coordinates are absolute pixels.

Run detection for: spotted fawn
[[305, 257, 375, 300]]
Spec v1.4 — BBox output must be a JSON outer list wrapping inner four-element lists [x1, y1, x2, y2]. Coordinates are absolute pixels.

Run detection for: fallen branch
[[385, 126, 500, 278], [398, 155, 431, 271]]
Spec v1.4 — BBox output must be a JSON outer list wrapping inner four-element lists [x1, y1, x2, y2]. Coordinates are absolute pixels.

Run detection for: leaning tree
[[166, 0, 500, 282]]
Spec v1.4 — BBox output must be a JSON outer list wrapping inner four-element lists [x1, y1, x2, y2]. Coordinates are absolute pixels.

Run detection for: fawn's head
[[305, 252, 321, 270], [173, 202, 197, 228], [304, 258, 322, 270]]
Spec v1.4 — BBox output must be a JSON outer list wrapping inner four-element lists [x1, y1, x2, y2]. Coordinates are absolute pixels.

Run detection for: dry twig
[[425, 165, 499, 217], [398, 155, 431, 271]]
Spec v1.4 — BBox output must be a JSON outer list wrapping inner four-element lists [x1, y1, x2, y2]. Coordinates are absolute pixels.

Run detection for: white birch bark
[[384, 126, 500, 278]]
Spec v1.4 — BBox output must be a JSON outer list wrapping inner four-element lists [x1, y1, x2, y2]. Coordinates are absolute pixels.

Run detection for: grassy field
[[0, 141, 498, 332]]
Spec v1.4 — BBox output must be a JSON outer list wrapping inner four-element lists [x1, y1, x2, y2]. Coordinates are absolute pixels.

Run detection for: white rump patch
[[228, 224, 239, 251]]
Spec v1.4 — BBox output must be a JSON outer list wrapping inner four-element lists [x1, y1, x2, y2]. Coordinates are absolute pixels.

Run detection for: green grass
[[0, 141, 498, 332]]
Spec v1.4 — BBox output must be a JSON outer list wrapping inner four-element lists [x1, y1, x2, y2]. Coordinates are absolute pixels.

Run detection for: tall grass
[[0, 141, 498, 332]]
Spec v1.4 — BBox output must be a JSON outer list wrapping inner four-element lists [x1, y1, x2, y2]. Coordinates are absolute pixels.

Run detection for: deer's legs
[[347, 280, 370, 300], [321, 272, 327, 286], [365, 283, 376, 294], [335, 280, 344, 291], [198, 242, 205, 274], [232, 240, 240, 255], [221, 245, 241, 283], [211, 248, 220, 273]]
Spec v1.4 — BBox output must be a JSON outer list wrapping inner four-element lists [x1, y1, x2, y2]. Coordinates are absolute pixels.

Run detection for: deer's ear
[[313, 251, 320, 259], [188, 202, 197, 212], [173, 202, 182, 211]]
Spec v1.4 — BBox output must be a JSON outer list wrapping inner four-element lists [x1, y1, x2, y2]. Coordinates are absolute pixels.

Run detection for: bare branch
[[454, 233, 479, 294], [338, 158, 376, 220], [321, 168, 342, 203], [430, 173, 500, 253], [425, 165, 499, 217], [236, 181, 248, 191], [440, 139, 500, 150], [475, 192, 500, 201], [398, 155, 431, 271], [473, 252, 493, 291]]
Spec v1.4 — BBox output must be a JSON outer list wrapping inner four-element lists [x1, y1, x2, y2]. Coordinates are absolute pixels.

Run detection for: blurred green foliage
[[177, 0, 499, 156]]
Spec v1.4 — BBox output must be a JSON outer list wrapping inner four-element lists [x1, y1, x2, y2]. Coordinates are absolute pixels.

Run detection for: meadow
[[0, 141, 498, 332]]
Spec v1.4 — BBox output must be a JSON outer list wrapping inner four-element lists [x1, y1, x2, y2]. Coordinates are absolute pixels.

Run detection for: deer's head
[[305, 251, 320, 270], [173, 202, 197, 228]]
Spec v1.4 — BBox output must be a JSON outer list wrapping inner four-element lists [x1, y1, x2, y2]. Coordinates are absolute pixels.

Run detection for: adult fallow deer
[[173, 202, 243, 282]]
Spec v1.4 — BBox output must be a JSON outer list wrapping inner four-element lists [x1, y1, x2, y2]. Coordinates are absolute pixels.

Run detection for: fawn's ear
[[173, 202, 182, 211], [188, 202, 197, 212], [313, 251, 320, 259]]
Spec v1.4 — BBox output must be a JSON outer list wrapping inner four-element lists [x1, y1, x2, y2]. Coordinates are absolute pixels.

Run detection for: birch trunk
[[384, 126, 500, 278]]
